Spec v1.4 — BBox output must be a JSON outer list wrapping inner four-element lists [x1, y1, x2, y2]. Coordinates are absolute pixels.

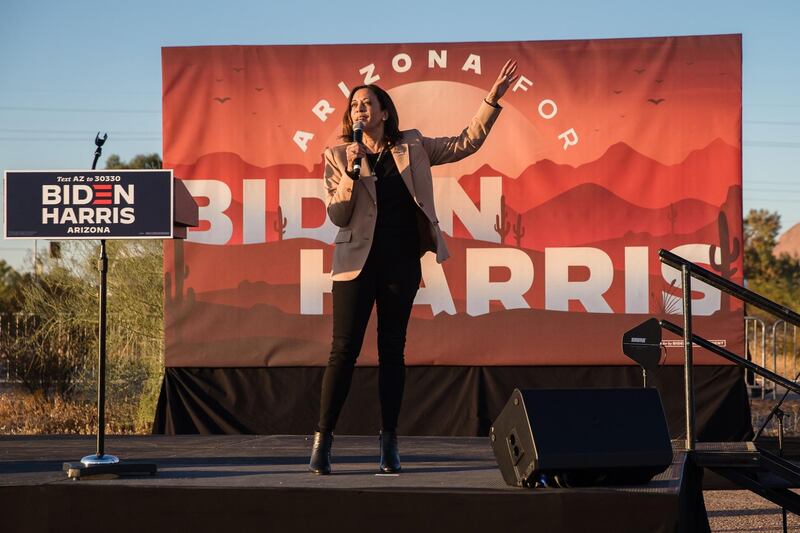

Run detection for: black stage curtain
[[153, 365, 753, 441]]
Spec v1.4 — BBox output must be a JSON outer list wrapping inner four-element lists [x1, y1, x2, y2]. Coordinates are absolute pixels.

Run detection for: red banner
[[162, 35, 743, 367]]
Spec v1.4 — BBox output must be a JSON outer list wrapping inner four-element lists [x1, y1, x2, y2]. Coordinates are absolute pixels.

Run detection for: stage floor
[[0, 435, 695, 533]]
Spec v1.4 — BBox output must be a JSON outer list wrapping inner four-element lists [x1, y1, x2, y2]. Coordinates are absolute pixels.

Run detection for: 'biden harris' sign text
[[4, 170, 173, 239]]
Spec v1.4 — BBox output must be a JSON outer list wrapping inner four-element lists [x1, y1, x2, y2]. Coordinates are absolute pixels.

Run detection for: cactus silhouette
[[512, 213, 525, 248], [709, 211, 740, 312], [494, 195, 510, 244], [274, 205, 287, 240], [666, 203, 678, 234], [165, 240, 191, 306]]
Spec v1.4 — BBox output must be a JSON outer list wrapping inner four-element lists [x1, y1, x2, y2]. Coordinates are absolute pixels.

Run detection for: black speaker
[[490, 388, 672, 487]]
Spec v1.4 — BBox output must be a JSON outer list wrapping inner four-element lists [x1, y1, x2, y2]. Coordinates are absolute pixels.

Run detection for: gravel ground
[[705, 490, 800, 532]]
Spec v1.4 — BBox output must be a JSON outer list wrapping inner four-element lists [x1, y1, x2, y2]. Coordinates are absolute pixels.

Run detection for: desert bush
[[0, 389, 149, 435], [0, 239, 164, 434]]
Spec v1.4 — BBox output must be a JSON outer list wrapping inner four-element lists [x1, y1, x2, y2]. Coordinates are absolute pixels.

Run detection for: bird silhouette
[[634, 68, 646, 74], [686, 61, 694, 65], [613, 90, 623, 94], [214, 97, 231, 104], [255, 87, 264, 91], [647, 98, 665, 105], [233, 67, 244, 72], [215, 78, 224, 82], [620, 114, 626, 118], [655, 79, 664, 84]]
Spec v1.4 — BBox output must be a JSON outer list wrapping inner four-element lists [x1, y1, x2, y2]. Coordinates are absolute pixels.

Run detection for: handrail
[[657, 249, 800, 452], [660, 319, 800, 396], [659, 249, 800, 327]]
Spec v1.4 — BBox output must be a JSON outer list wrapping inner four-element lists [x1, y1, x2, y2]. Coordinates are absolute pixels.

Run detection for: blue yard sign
[[4, 170, 173, 239]]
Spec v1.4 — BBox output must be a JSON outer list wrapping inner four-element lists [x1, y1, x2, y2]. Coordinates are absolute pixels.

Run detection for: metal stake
[[682, 264, 696, 451]]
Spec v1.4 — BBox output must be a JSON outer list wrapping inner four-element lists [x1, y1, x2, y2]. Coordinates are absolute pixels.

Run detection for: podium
[[5, 163, 199, 479]]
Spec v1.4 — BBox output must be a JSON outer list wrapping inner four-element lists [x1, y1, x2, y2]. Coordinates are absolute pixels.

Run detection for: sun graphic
[[323, 80, 547, 180]]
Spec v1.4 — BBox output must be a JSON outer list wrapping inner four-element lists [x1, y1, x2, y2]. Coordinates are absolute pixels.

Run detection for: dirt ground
[[705, 490, 800, 532]]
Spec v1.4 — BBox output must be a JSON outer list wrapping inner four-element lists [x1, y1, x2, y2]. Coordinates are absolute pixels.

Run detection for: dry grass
[[0, 389, 151, 435]]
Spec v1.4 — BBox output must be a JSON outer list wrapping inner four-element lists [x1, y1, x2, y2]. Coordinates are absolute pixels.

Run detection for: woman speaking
[[310, 59, 519, 475]]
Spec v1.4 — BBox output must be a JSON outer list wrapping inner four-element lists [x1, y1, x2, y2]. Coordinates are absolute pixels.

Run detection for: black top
[[367, 150, 419, 233]]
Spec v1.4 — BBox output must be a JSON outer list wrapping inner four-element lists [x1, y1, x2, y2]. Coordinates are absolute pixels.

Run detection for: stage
[[0, 434, 703, 533]]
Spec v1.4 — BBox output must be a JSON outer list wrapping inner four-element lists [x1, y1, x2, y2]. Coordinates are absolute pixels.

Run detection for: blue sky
[[1, 0, 798, 270]]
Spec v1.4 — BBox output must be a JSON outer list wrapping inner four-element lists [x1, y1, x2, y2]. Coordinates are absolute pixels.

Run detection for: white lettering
[[414, 253, 456, 315], [433, 176, 502, 242], [661, 244, 721, 316], [78, 207, 94, 224], [42, 185, 61, 205], [359, 63, 381, 85], [545, 247, 614, 313], [95, 208, 112, 224], [114, 184, 134, 205], [300, 249, 332, 315], [61, 209, 77, 224], [625, 246, 649, 313], [243, 179, 266, 244], [293, 130, 314, 152], [42, 208, 58, 223], [312, 99, 335, 122], [558, 128, 579, 150], [281, 179, 337, 243], [538, 99, 558, 119], [72, 185, 92, 205], [120, 207, 135, 224], [466, 248, 533, 316], [392, 53, 412, 73], [513, 75, 533, 93], [184, 180, 233, 245], [428, 50, 447, 69], [461, 54, 481, 75]]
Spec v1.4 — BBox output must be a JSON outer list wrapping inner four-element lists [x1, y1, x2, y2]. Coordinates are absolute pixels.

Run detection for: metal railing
[[745, 316, 767, 398], [771, 320, 799, 400], [743, 317, 800, 401], [658, 249, 800, 451]]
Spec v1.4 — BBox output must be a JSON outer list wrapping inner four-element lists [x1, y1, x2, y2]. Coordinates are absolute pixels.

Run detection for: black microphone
[[352, 121, 364, 176]]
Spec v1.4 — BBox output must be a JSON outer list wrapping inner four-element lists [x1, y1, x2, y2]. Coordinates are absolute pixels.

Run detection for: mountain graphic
[[457, 138, 739, 213], [169, 138, 738, 247]]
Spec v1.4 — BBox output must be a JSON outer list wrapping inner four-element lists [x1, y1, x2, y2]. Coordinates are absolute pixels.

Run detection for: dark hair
[[340, 84, 402, 147]]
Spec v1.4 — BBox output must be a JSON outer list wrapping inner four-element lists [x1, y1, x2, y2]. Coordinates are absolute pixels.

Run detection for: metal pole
[[96, 239, 108, 457], [79, 132, 117, 467], [778, 409, 788, 533], [682, 264, 696, 451]]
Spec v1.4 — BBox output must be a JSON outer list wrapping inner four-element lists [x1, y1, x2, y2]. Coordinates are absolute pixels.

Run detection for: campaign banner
[[4, 170, 173, 239], [162, 35, 743, 367]]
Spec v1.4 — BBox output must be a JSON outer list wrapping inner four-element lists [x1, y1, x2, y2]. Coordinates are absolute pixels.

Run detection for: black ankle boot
[[309, 431, 333, 475], [379, 430, 401, 473]]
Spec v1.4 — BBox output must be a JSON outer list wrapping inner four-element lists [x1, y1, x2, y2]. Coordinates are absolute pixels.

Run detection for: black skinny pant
[[318, 228, 421, 433]]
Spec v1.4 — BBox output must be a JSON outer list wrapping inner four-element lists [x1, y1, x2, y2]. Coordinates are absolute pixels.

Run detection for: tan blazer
[[324, 100, 501, 281]]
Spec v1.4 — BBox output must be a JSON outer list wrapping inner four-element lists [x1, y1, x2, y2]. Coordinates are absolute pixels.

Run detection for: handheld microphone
[[352, 121, 364, 176]]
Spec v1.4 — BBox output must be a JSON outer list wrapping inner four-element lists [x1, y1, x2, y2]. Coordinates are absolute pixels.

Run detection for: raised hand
[[486, 59, 519, 106]]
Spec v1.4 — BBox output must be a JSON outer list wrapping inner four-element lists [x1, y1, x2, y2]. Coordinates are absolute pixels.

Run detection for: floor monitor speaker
[[490, 388, 672, 487]]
